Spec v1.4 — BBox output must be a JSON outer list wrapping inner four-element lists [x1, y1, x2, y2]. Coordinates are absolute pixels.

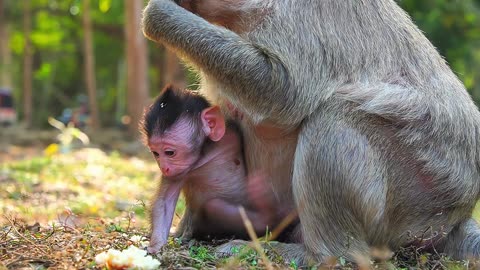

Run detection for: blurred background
[[0, 0, 200, 160], [0, 0, 480, 140]]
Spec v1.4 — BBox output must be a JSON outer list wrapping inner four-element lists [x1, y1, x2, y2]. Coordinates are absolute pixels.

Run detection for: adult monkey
[[142, 0, 480, 264]]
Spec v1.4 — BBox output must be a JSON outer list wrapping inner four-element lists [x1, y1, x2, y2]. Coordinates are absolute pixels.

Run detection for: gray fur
[[142, 0, 480, 264]]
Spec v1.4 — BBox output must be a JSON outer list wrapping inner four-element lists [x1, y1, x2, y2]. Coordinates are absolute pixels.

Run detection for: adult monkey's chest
[[200, 78, 298, 202], [241, 120, 298, 203]]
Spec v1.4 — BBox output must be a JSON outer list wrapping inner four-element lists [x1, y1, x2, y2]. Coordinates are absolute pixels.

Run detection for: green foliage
[[189, 246, 216, 264], [105, 222, 126, 233], [473, 203, 480, 220], [289, 260, 299, 270], [3, 1, 480, 126], [223, 244, 265, 269], [32, 11, 66, 50], [399, 0, 480, 103], [98, 0, 112, 13], [4, 0, 126, 127], [7, 156, 52, 173]]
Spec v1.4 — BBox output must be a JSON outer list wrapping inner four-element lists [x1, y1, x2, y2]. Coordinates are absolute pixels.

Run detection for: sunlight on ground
[[0, 148, 163, 228], [2, 147, 480, 228]]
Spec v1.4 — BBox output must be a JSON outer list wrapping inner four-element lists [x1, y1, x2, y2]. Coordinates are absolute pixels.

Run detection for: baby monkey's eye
[[164, 150, 175, 157], [152, 151, 159, 157]]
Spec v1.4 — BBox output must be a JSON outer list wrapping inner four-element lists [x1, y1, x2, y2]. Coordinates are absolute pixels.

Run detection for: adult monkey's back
[[142, 0, 480, 263]]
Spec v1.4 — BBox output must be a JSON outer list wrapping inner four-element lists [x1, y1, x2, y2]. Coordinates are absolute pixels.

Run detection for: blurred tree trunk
[[0, 0, 12, 88], [82, 0, 100, 129], [22, 0, 33, 127], [125, 0, 149, 136], [164, 50, 186, 89]]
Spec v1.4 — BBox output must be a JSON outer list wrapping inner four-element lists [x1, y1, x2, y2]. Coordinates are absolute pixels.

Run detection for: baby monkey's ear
[[201, 106, 226, 142]]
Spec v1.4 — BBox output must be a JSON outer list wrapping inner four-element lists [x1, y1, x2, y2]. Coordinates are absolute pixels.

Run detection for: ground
[[0, 127, 477, 269]]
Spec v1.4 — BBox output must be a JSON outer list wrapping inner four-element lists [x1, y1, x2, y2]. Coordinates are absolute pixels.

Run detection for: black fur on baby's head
[[140, 84, 211, 140]]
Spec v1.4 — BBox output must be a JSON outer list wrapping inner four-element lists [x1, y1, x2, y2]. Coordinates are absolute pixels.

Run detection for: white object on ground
[[95, 245, 160, 270]]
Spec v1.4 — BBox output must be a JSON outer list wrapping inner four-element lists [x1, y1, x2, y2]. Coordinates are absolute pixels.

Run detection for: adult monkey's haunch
[[142, 0, 480, 264]]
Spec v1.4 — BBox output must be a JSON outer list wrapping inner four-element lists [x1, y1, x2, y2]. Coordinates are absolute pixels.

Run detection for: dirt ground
[[0, 126, 476, 269]]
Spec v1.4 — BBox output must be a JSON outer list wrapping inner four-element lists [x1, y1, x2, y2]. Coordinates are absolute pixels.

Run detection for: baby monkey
[[141, 85, 275, 254]]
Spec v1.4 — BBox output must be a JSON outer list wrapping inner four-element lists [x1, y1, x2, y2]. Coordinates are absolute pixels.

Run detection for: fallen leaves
[[1, 216, 149, 269]]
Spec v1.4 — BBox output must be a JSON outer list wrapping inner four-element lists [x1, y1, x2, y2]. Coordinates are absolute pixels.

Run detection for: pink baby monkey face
[[148, 119, 202, 178], [142, 85, 226, 179]]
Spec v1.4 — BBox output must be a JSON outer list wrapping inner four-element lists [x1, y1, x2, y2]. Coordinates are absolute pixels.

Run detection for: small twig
[[0, 223, 13, 243], [177, 252, 216, 269], [6, 257, 27, 268], [431, 260, 445, 270], [267, 209, 298, 241], [239, 207, 274, 270], [125, 211, 135, 232], [178, 253, 203, 263], [36, 225, 59, 241], [7, 257, 53, 268], [5, 216, 36, 246], [61, 223, 81, 234]]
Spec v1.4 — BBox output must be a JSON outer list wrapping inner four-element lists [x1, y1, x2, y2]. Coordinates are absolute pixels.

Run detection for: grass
[[1, 148, 158, 227], [0, 147, 281, 269], [1, 146, 479, 269]]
